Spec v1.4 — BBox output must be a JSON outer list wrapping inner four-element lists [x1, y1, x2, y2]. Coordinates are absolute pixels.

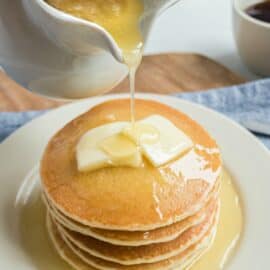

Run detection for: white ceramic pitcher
[[0, 0, 179, 99]]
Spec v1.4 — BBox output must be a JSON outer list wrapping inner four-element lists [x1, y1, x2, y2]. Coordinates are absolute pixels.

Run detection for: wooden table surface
[[0, 53, 246, 112]]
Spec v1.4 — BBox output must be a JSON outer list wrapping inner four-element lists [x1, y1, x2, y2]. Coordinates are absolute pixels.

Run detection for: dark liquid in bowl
[[246, 1, 270, 23]]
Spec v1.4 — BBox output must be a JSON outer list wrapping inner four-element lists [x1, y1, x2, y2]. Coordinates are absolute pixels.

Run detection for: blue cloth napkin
[[1, 79, 270, 148]]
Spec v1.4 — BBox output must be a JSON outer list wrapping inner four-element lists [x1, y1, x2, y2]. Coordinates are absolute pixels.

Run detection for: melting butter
[[137, 115, 193, 167], [101, 134, 137, 158], [100, 134, 142, 167], [76, 115, 193, 172], [122, 122, 160, 145], [76, 121, 129, 172]]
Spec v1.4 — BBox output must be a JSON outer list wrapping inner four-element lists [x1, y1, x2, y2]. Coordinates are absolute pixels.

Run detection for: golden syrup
[[46, 0, 144, 55], [46, 0, 145, 134], [123, 52, 143, 124], [190, 169, 243, 269]]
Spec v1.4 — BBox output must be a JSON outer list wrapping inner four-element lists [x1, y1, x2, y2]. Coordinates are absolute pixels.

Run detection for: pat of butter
[[122, 122, 160, 145], [100, 134, 142, 167], [128, 115, 193, 166], [76, 115, 193, 172], [101, 134, 137, 159], [76, 122, 141, 172]]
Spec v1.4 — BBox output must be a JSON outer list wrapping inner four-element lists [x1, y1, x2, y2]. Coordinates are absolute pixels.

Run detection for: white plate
[[0, 94, 269, 269]]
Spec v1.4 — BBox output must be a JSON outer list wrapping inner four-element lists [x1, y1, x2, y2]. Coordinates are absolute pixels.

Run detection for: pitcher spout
[[22, 0, 123, 62]]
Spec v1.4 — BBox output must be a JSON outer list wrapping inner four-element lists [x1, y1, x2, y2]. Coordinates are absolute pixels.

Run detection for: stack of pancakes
[[40, 100, 222, 270]]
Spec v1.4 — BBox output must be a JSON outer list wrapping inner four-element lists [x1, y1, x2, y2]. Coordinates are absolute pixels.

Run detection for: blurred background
[[145, 0, 258, 80]]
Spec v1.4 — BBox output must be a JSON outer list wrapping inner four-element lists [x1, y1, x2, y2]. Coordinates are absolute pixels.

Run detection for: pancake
[[53, 199, 218, 265], [47, 211, 218, 270], [45, 196, 203, 246], [41, 99, 222, 231], [42, 180, 220, 246], [59, 232, 212, 270]]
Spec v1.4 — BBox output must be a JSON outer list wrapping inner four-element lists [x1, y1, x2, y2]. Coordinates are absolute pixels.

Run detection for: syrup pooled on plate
[[191, 169, 243, 269]]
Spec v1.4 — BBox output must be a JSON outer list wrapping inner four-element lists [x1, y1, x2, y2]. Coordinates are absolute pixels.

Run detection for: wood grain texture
[[0, 53, 246, 112], [0, 71, 60, 112], [113, 53, 246, 94]]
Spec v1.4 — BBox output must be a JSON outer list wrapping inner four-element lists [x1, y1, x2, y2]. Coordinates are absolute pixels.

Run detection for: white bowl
[[233, 0, 270, 76]]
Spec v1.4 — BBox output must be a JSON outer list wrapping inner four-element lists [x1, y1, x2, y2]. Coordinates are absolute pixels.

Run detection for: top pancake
[[41, 99, 221, 230]]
